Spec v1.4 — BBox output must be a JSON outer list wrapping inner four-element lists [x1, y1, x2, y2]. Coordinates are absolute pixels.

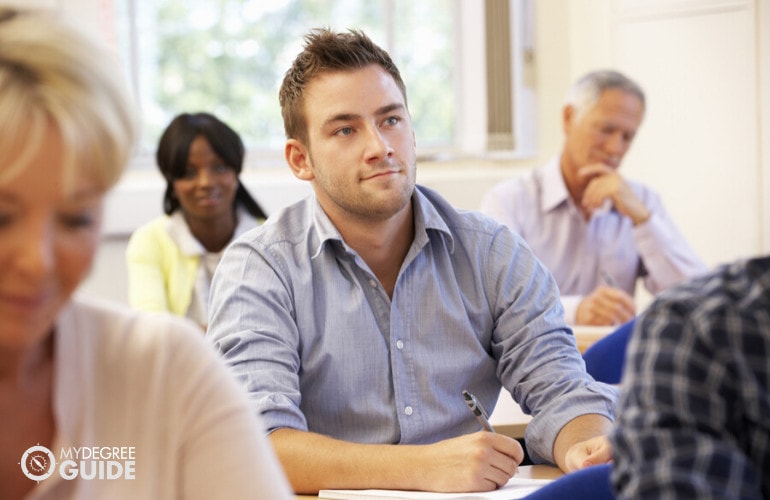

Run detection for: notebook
[[318, 476, 552, 499]]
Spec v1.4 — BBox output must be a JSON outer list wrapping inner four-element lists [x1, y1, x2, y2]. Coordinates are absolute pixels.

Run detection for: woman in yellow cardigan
[[126, 113, 267, 330]]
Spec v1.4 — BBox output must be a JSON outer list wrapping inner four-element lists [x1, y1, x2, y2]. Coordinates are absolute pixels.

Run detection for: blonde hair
[[0, 8, 137, 190]]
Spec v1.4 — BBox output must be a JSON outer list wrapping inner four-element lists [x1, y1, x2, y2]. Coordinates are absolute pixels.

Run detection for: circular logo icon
[[20, 445, 56, 482]]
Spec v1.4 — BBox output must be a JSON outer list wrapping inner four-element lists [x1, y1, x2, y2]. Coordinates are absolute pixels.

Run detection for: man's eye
[[384, 116, 400, 126], [335, 127, 353, 136]]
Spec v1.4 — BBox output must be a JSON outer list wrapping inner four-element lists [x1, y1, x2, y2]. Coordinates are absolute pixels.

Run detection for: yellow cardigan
[[125, 211, 260, 317]]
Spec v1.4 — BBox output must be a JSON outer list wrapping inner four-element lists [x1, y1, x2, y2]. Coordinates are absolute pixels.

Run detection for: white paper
[[318, 476, 552, 499]]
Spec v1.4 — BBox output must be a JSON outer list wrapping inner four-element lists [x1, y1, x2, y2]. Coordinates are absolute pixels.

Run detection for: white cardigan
[[25, 298, 291, 500]]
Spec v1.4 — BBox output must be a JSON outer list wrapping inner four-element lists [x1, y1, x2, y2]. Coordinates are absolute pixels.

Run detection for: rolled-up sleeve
[[487, 227, 619, 464], [207, 235, 308, 433]]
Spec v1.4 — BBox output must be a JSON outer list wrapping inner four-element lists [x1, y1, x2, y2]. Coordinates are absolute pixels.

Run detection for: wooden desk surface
[[294, 465, 563, 498], [572, 325, 614, 353]]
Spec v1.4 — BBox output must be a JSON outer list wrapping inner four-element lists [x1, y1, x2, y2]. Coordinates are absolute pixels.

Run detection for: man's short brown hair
[[279, 28, 408, 146]]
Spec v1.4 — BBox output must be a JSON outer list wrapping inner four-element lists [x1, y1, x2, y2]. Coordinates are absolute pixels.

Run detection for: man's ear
[[285, 139, 314, 181]]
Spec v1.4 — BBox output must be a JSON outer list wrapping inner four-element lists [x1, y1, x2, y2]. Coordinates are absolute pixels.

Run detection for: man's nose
[[604, 131, 627, 156], [363, 126, 393, 162]]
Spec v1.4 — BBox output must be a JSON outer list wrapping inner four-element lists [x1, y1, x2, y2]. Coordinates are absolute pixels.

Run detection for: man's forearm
[[271, 428, 443, 494], [270, 427, 524, 494]]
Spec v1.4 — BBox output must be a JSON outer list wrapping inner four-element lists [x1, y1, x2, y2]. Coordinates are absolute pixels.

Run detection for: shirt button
[[396, 340, 404, 350], [368, 279, 377, 288], [404, 406, 413, 416]]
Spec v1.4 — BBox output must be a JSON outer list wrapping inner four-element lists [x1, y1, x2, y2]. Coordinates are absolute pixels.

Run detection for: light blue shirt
[[480, 157, 708, 323], [207, 185, 618, 464]]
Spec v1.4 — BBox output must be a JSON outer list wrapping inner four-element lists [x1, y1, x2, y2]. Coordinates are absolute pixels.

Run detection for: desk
[[489, 389, 531, 439], [572, 325, 614, 353], [294, 465, 563, 499]]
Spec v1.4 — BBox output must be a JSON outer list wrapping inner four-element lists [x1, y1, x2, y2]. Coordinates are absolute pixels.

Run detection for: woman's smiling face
[[172, 135, 238, 224], [0, 123, 105, 346]]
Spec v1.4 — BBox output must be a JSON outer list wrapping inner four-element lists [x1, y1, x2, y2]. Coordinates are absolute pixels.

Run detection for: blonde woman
[[0, 8, 291, 499]]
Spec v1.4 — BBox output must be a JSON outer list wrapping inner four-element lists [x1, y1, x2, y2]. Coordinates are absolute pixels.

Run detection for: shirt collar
[[167, 211, 204, 256], [167, 205, 259, 257], [413, 185, 455, 253], [309, 185, 455, 260], [540, 155, 571, 213]]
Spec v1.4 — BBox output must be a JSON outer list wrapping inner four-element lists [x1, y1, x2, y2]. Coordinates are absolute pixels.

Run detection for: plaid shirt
[[612, 256, 770, 499]]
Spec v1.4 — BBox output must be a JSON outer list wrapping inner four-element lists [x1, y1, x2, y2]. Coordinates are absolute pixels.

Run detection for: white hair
[[564, 70, 645, 122]]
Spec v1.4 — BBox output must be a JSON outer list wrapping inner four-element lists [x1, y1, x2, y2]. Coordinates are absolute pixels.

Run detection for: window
[[114, 0, 534, 167]]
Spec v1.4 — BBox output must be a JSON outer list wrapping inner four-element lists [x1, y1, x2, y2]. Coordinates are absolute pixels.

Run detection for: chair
[[524, 463, 615, 500], [581, 318, 635, 384]]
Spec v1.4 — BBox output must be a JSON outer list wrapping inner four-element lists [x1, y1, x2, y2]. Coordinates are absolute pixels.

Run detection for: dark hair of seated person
[[156, 112, 267, 219]]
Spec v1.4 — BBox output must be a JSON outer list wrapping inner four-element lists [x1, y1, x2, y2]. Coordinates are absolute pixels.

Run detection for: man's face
[[292, 64, 416, 224], [562, 88, 645, 174]]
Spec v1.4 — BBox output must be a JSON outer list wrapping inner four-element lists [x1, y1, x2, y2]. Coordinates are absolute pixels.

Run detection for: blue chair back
[[581, 319, 635, 384], [524, 464, 615, 500]]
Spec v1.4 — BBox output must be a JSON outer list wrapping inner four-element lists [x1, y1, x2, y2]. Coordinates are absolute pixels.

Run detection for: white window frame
[[60, 0, 536, 164]]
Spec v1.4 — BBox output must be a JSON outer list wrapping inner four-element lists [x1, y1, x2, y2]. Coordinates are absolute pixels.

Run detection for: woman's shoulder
[[60, 297, 206, 360], [126, 214, 181, 256], [130, 213, 173, 236]]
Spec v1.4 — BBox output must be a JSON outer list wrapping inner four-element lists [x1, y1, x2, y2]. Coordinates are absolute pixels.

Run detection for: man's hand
[[562, 435, 613, 472], [553, 414, 614, 473], [576, 286, 636, 326], [419, 432, 524, 492], [577, 164, 650, 225]]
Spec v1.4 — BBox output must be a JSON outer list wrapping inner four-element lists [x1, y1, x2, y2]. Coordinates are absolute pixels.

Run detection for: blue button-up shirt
[[207, 185, 618, 464]]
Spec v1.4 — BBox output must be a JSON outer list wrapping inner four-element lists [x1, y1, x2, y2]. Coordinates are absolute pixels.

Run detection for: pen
[[462, 389, 495, 433], [600, 269, 617, 288]]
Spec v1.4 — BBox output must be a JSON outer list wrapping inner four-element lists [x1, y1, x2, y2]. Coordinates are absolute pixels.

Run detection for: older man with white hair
[[481, 70, 707, 326]]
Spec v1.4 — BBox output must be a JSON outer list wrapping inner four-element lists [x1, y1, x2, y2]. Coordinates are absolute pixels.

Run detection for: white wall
[[50, 0, 769, 303], [760, 0, 770, 251], [533, 0, 769, 269], [613, 0, 764, 267]]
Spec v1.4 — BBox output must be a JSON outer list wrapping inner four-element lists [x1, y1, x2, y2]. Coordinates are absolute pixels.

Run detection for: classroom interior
[[25, 0, 770, 309]]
